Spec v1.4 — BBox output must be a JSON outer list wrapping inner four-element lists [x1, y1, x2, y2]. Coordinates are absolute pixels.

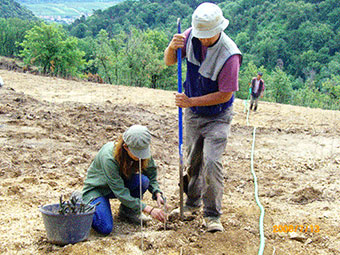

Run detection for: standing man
[[249, 72, 265, 111], [164, 2, 242, 232]]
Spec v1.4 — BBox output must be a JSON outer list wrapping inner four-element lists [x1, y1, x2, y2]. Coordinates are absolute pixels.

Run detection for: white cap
[[191, 2, 229, 39]]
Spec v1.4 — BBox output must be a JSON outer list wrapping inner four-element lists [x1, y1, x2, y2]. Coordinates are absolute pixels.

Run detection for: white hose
[[250, 127, 265, 254]]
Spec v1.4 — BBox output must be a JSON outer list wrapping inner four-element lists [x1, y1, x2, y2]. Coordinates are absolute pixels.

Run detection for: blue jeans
[[90, 174, 149, 235]]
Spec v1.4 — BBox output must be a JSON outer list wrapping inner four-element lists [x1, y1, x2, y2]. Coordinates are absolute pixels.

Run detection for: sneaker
[[203, 217, 224, 232], [169, 205, 201, 219], [118, 205, 151, 225]]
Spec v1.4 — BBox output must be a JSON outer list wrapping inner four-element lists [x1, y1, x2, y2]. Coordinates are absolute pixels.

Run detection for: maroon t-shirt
[[182, 28, 241, 93]]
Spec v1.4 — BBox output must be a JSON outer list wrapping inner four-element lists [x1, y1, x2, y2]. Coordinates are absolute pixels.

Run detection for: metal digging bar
[[177, 18, 184, 220]]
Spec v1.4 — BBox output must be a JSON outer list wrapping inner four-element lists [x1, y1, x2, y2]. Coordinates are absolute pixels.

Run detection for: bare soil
[[0, 69, 339, 255]]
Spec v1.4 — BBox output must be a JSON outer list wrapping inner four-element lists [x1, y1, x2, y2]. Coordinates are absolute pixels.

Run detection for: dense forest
[[0, 0, 35, 19], [0, 0, 339, 110], [17, 0, 115, 3]]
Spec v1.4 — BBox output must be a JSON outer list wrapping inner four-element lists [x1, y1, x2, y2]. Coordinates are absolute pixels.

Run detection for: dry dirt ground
[[0, 69, 339, 255]]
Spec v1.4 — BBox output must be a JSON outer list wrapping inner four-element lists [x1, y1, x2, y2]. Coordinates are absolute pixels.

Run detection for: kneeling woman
[[82, 125, 167, 235]]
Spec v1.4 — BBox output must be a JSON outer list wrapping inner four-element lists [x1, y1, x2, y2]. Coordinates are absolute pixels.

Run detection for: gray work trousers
[[250, 95, 260, 110], [184, 107, 233, 217]]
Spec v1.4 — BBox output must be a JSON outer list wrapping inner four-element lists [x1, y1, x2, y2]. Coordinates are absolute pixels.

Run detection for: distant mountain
[[16, 0, 122, 24], [0, 0, 36, 19], [67, 0, 208, 37]]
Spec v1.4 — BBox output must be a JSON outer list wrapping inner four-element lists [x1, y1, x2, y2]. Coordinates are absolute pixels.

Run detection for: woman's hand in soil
[[150, 208, 167, 222], [156, 192, 169, 210]]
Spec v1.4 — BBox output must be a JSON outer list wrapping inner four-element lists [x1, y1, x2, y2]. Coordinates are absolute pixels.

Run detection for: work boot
[[118, 204, 151, 225], [169, 205, 201, 220], [203, 217, 224, 232]]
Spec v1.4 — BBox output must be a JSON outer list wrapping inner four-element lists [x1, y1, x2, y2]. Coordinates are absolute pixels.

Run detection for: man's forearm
[[190, 91, 233, 107], [164, 46, 177, 66]]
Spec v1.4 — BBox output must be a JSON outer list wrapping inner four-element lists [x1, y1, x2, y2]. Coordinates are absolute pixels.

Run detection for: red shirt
[[182, 28, 241, 93]]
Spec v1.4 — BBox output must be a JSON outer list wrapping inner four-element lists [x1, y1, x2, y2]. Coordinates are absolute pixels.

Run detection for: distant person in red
[[249, 72, 265, 111]]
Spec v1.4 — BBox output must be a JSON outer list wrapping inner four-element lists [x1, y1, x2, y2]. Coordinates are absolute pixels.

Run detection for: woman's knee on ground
[[91, 196, 114, 235], [92, 219, 113, 235]]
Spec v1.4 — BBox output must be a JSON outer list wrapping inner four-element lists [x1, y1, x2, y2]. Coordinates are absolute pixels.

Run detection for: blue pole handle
[[177, 18, 183, 161]]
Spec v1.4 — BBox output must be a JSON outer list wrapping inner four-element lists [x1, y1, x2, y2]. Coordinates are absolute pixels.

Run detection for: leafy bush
[[0, 18, 38, 57], [19, 22, 85, 77]]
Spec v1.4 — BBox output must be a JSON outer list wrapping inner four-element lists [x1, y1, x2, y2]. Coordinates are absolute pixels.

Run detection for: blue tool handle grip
[[177, 18, 183, 159], [177, 18, 182, 94]]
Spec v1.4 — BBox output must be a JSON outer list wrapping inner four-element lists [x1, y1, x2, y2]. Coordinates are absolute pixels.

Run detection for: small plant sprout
[[58, 195, 100, 215]]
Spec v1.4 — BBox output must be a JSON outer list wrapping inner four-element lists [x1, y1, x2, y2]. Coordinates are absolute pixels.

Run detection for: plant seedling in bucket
[[39, 194, 99, 245]]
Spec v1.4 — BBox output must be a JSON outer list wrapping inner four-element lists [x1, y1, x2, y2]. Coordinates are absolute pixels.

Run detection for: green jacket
[[82, 142, 162, 213]]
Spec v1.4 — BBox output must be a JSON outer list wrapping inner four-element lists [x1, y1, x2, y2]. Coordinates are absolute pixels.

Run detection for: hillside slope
[[67, 0, 340, 84], [0, 0, 35, 19], [0, 69, 339, 254]]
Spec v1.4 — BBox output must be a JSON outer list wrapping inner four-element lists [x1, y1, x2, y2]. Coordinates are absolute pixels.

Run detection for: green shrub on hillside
[[0, 18, 39, 57], [19, 22, 85, 77]]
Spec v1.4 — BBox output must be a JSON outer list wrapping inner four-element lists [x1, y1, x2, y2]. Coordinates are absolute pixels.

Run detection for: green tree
[[322, 75, 340, 103], [0, 18, 38, 57], [78, 36, 97, 74], [235, 32, 251, 53], [109, 28, 171, 89], [266, 67, 293, 104], [92, 28, 178, 90], [94, 29, 115, 84], [143, 29, 171, 89], [238, 61, 258, 100], [19, 22, 85, 77]]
